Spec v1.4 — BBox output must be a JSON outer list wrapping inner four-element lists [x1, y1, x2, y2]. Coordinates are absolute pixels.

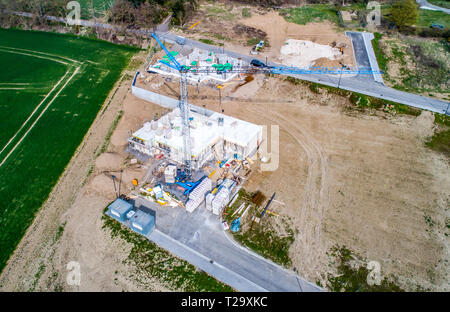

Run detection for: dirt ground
[[182, 8, 355, 68], [180, 75, 450, 290], [0, 53, 448, 291]]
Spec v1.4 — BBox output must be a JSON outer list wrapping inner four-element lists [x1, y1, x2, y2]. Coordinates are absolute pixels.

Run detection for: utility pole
[[217, 85, 224, 112], [111, 175, 118, 198], [337, 64, 344, 89], [118, 169, 123, 198]]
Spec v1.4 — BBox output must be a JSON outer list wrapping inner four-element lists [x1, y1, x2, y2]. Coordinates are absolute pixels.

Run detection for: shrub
[[390, 0, 419, 28]]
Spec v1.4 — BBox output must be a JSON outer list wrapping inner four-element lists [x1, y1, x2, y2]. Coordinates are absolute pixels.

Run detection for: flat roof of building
[[131, 108, 262, 157], [130, 209, 154, 227], [109, 198, 133, 215]]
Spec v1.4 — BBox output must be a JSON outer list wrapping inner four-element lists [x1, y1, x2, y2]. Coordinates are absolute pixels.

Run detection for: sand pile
[[280, 39, 342, 68]]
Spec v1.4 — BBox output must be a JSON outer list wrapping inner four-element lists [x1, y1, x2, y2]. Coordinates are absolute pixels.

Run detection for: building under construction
[[148, 46, 246, 83], [127, 107, 262, 170]]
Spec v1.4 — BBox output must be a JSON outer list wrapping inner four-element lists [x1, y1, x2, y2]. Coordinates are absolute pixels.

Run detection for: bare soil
[[195, 77, 450, 290], [181, 8, 355, 68]]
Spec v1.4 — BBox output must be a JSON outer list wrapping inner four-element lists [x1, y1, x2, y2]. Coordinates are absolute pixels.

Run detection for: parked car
[[250, 59, 266, 67], [176, 36, 186, 45]]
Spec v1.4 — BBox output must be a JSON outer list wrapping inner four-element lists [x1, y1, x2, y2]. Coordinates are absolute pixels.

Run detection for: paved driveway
[[133, 197, 322, 292], [417, 0, 450, 13]]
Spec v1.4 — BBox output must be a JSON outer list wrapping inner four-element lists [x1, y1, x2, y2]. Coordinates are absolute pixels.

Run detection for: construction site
[[2, 4, 449, 294], [114, 33, 271, 234], [125, 106, 262, 215]]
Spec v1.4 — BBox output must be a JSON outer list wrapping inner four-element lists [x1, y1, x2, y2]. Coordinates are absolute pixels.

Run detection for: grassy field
[[223, 189, 295, 267], [417, 9, 450, 27], [375, 35, 450, 96], [427, 0, 450, 9], [0, 28, 137, 273], [280, 3, 450, 29], [280, 5, 339, 25], [78, 0, 115, 19]]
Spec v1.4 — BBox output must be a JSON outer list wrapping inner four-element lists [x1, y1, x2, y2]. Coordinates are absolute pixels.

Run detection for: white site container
[[164, 165, 177, 184]]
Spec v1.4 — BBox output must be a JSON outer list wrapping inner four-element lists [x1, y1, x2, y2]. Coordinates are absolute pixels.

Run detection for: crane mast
[[179, 71, 192, 179], [151, 32, 192, 179]]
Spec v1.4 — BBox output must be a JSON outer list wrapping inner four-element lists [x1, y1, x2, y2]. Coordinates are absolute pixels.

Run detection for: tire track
[[246, 105, 329, 280], [0, 46, 81, 166], [0, 69, 71, 157], [0, 66, 80, 167]]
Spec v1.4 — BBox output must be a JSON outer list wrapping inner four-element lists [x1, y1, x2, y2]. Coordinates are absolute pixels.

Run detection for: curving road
[[129, 197, 323, 292], [5, 10, 449, 115], [416, 0, 450, 14], [155, 31, 450, 116]]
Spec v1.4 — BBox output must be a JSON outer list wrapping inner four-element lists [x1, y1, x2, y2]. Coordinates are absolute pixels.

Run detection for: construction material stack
[[185, 177, 212, 213], [205, 192, 215, 211], [212, 187, 230, 215]]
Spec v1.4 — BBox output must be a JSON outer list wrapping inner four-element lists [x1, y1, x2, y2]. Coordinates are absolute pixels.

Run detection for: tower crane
[[151, 33, 193, 179], [150, 32, 382, 180]]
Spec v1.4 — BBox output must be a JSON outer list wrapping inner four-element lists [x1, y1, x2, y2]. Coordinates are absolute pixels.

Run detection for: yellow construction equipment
[[132, 179, 138, 186], [188, 21, 200, 29]]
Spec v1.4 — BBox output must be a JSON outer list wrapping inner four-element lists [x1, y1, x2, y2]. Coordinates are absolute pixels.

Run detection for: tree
[[390, 0, 419, 28]]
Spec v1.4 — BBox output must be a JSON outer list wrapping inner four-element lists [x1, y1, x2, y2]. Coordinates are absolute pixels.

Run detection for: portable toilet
[[129, 210, 155, 236], [108, 198, 133, 222]]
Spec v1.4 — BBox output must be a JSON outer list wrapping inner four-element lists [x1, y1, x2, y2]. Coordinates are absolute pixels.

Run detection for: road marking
[[0, 66, 80, 167]]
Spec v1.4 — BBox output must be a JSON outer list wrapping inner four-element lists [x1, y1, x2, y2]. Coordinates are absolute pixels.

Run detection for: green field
[[417, 9, 450, 27], [0, 28, 137, 273], [427, 0, 450, 9], [78, 0, 115, 18], [280, 5, 339, 25]]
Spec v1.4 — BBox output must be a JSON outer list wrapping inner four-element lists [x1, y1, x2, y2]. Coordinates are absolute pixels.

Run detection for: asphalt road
[[134, 197, 322, 292], [156, 31, 450, 115], [7, 10, 449, 114], [417, 0, 450, 14]]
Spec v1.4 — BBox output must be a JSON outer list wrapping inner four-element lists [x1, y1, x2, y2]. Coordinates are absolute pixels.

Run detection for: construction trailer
[[127, 108, 262, 170], [129, 210, 155, 236], [108, 198, 133, 222]]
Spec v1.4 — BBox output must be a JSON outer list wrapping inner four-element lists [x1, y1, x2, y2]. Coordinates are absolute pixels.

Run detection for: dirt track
[[186, 75, 449, 290]]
